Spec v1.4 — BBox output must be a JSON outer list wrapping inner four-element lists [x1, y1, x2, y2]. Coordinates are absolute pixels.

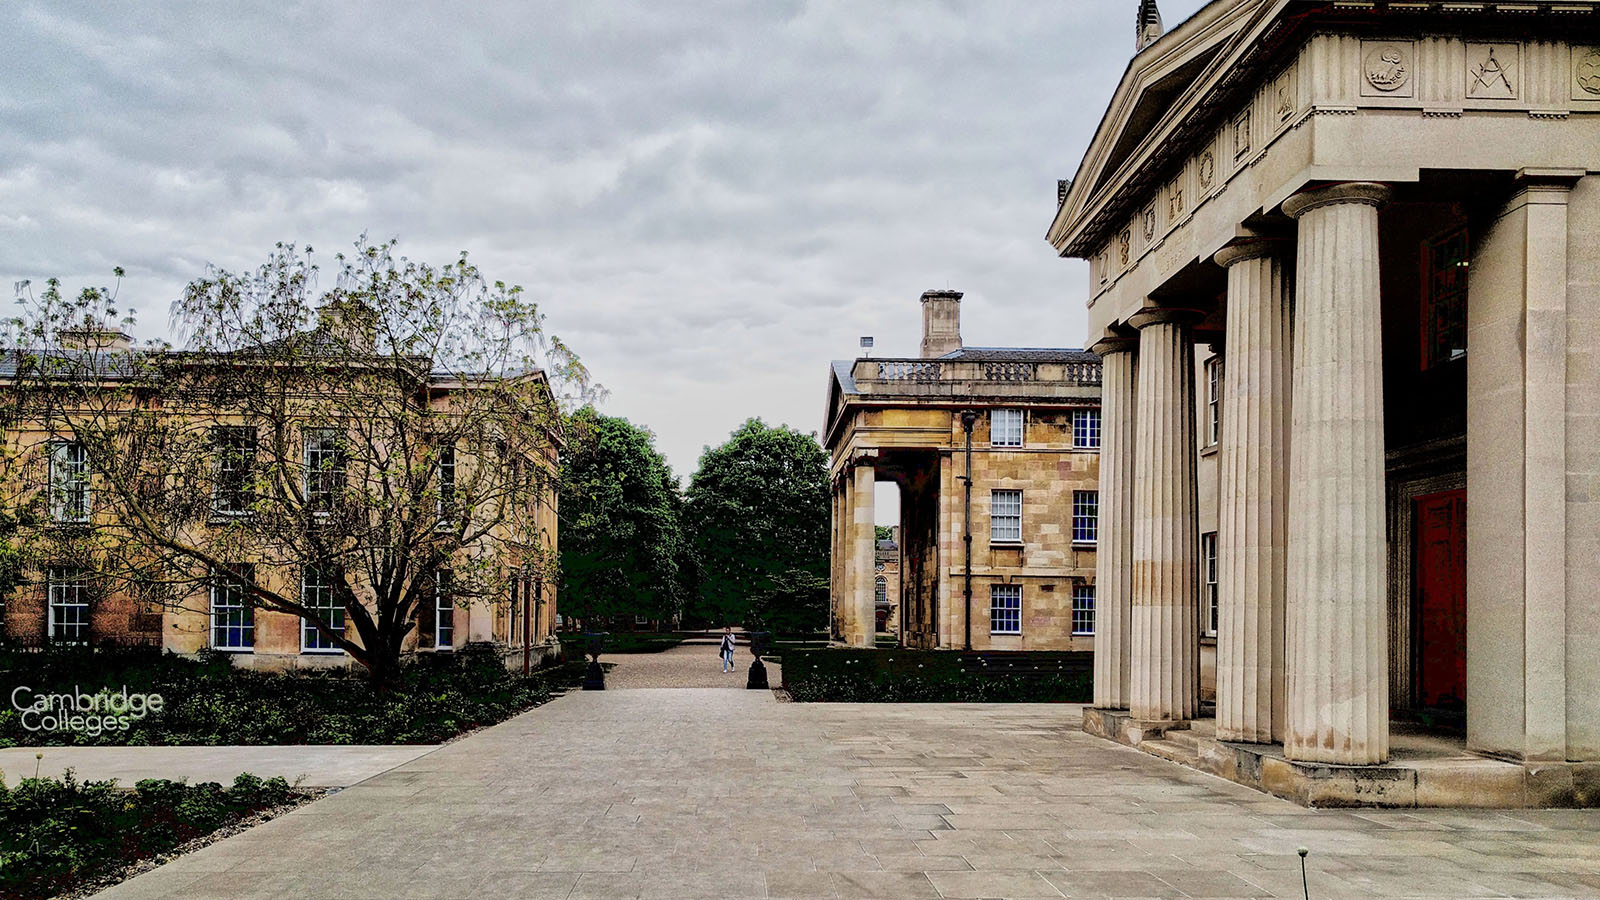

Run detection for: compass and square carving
[[1466, 42, 1518, 100]]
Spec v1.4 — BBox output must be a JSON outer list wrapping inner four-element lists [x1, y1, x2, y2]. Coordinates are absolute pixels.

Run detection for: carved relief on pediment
[[1361, 41, 1414, 98], [1466, 42, 1518, 100], [1574, 46, 1600, 100]]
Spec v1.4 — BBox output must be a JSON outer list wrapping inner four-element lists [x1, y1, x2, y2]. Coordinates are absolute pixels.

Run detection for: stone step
[[1161, 729, 1203, 753], [1139, 738, 1199, 767]]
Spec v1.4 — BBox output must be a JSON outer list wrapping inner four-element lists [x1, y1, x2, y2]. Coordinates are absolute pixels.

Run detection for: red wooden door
[[1415, 490, 1467, 710]]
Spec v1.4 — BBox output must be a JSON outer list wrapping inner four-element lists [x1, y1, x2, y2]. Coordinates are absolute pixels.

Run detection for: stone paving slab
[[1, 744, 436, 788], [94, 691, 1600, 899], [605, 640, 781, 689]]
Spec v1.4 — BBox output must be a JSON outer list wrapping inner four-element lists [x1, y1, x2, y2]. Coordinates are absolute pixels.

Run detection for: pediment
[[1050, 0, 1287, 256]]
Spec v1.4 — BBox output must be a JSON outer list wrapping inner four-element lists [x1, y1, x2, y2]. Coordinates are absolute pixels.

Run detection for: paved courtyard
[[97, 690, 1600, 899], [605, 639, 781, 688]]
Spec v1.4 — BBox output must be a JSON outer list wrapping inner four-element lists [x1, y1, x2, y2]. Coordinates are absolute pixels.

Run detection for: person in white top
[[719, 627, 736, 673]]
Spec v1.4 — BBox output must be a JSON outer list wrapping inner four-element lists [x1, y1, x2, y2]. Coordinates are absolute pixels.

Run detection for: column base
[[1082, 715, 1600, 808], [1082, 707, 1190, 747]]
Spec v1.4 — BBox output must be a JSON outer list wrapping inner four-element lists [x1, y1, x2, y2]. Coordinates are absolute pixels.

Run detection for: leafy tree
[[557, 409, 688, 629], [875, 525, 894, 542], [4, 239, 589, 686], [684, 419, 828, 629]]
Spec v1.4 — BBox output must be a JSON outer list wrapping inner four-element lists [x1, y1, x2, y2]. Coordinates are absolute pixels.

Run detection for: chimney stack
[[59, 324, 132, 352], [920, 290, 962, 359]]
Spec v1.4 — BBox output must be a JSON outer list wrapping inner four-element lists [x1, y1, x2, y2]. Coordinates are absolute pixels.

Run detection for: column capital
[[1213, 237, 1290, 269], [1281, 182, 1392, 220], [1089, 336, 1137, 356], [1128, 307, 1204, 330]]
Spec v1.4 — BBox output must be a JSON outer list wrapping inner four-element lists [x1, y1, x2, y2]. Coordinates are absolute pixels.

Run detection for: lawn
[[0, 643, 585, 747]]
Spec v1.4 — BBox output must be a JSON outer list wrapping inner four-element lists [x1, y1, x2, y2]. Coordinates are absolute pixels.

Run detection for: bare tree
[[4, 238, 592, 686]]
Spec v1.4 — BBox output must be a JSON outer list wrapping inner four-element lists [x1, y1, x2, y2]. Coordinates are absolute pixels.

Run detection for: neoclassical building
[[825, 290, 1102, 651], [1052, 0, 1599, 800]]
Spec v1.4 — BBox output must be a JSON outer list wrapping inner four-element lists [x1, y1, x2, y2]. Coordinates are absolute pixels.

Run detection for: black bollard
[[746, 630, 771, 690], [582, 631, 607, 690]]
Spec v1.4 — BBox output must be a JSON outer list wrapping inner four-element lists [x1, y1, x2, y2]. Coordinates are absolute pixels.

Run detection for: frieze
[[1575, 46, 1600, 99], [1466, 42, 1518, 100], [1233, 110, 1252, 161], [1362, 41, 1414, 97]]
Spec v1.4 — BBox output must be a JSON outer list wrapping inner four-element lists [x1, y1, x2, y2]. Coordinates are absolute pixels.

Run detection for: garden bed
[[780, 648, 1092, 702], [0, 644, 586, 747], [0, 770, 313, 900]]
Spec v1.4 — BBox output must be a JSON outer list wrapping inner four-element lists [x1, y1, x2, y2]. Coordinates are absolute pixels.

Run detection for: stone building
[[825, 291, 1102, 650], [874, 527, 900, 637], [1051, 0, 1600, 802], [0, 318, 561, 672]]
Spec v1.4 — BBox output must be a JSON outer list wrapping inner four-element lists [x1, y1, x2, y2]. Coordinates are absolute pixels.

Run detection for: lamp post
[[959, 410, 977, 651]]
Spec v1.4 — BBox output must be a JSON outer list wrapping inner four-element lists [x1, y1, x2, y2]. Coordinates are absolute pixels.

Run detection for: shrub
[[0, 770, 304, 900], [779, 649, 1092, 703], [0, 643, 586, 747]]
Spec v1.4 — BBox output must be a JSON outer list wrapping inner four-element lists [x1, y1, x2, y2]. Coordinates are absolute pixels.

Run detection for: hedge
[[779, 648, 1093, 703], [0, 643, 584, 747]]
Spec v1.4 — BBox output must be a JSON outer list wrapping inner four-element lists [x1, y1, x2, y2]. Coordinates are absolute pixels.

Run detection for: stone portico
[[1052, 0, 1600, 804]]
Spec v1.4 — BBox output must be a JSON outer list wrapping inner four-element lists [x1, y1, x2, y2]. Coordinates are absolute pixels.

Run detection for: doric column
[[1128, 308, 1201, 723], [831, 481, 844, 641], [1281, 182, 1391, 764], [851, 458, 877, 648], [1089, 336, 1137, 710], [1213, 240, 1291, 743]]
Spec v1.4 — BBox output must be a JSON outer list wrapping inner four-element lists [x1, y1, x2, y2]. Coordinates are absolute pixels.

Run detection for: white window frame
[[436, 444, 456, 525], [1072, 583, 1096, 636], [1072, 490, 1099, 545], [989, 584, 1022, 635], [300, 564, 345, 654], [435, 569, 454, 650], [48, 567, 89, 644], [990, 489, 1023, 543], [509, 569, 522, 648], [48, 441, 91, 524], [1202, 532, 1219, 636], [212, 426, 256, 518], [1071, 409, 1101, 450], [303, 428, 344, 513], [210, 565, 255, 651], [990, 408, 1024, 448], [1205, 357, 1222, 447]]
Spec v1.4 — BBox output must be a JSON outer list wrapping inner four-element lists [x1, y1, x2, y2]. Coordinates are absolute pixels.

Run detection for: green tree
[[684, 419, 828, 630], [5, 239, 588, 685], [558, 409, 687, 628]]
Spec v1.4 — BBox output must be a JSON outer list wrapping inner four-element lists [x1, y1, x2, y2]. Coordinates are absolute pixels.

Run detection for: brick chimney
[[920, 290, 962, 359]]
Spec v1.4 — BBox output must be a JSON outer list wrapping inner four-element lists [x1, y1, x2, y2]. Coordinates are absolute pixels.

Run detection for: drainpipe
[[960, 410, 977, 651]]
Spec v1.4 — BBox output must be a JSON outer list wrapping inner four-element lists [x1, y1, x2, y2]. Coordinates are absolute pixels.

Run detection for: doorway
[[1414, 489, 1467, 714]]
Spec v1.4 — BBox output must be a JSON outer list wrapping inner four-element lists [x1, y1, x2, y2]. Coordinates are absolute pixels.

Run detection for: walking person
[[719, 627, 736, 673]]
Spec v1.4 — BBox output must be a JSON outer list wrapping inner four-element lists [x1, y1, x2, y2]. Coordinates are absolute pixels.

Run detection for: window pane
[[48, 567, 89, 643], [214, 427, 256, 515], [991, 409, 1023, 447], [50, 442, 90, 523], [1202, 533, 1218, 635], [990, 490, 1022, 542], [1072, 409, 1101, 449], [989, 584, 1021, 635], [436, 569, 454, 649], [301, 564, 344, 651], [1072, 584, 1096, 635], [211, 565, 255, 650], [1073, 491, 1099, 543], [304, 429, 344, 509]]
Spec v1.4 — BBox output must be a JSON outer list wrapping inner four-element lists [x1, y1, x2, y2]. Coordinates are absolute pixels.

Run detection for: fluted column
[[1090, 337, 1137, 709], [1129, 308, 1202, 723], [1213, 240, 1291, 743], [851, 459, 877, 648], [1282, 182, 1391, 764], [831, 481, 844, 641]]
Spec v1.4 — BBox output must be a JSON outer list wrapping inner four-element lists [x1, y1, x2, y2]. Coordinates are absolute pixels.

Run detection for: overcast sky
[[3, 0, 1209, 483]]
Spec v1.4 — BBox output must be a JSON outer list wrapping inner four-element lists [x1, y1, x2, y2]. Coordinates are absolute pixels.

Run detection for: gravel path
[[604, 639, 781, 689]]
